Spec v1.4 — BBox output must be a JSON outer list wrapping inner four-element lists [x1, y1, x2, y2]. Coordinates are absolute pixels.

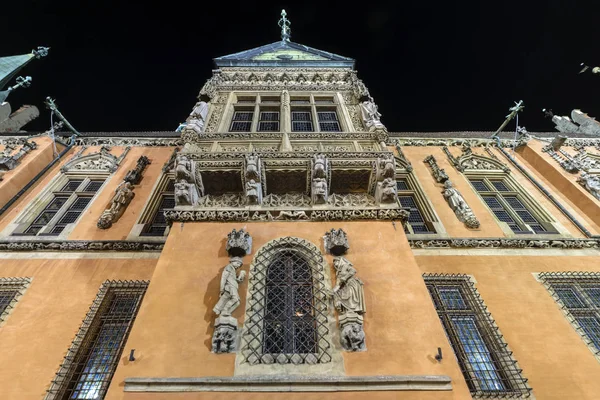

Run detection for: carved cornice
[[180, 151, 393, 161], [185, 132, 377, 142], [74, 137, 184, 147], [0, 240, 164, 252], [393, 137, 529, 148], [409, 238, 599, 249], [164, 208, 408, 223]]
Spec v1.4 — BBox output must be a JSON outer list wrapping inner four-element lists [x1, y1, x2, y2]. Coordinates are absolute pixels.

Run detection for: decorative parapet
[[409, 238, 600, 249], [324, 228, 349, 255]]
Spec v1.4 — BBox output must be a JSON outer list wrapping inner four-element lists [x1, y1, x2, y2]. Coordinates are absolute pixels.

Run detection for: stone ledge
[[124, 375, 452, 392]]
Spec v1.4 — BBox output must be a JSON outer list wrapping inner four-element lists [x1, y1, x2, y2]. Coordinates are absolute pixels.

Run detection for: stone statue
[[313, 154, 327, 178], [360, 97, 386, 131], [332, 257, 365, 315], [174, 179, 193, 206], [577, 172, 600, 201], [275, 210, 309, 220], [377, 156, 395, 180], [97, 181, 135, 229], [184, 101, 209, 134], [246, 179, 261, 204], [551, 109, 600, 136], [213, 257, 246, 317], [442, 180, 480, 229], [245, 154, 260, 181], [341, 323, 365, 352], [379, 177, 397, 203], [175, 155, 193, 182], [312, 177, 328, 204]]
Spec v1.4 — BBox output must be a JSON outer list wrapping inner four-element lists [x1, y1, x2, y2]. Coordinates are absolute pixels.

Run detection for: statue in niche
[[184, 101, 209, 134], [341, 323, 366, 352], [313, 154, 327, 178], [246, 179, 260, 204], [246, 154, 260, 181], [442, 180, 480, 229], [312, 177, 328, 204], [174, 179, 193, 205], [577, 172, 600, 201], [360, 96, 386, 131], [175, 154, 193, 182], [332, 257, 366, 315], [380, 177, 397, 203], [213, 257, 246, 317]]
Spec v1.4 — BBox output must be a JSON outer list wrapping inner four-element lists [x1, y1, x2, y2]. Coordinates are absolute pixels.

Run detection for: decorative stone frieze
[[331, 256, 366, 351], [443, 146, 510, 173], [442, 180, 480, 229], [542, 146, 600, 173], [408, 238, 600, 249], [226, 229, 252, 257], [74, 137, 184, 147], [212, 256, 246, 354], [61, 146, 130, 173], [324, 228, 349, 256], [423, 155, 449, 183], [0, 240, 164, 252], [393, 137, 529, 149]]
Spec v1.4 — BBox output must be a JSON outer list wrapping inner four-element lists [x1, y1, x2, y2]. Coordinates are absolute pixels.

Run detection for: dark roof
[[214, 40, 355, 68]]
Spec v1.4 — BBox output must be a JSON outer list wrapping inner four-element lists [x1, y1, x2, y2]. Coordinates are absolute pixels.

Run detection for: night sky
[[3, 1, 600, 133]]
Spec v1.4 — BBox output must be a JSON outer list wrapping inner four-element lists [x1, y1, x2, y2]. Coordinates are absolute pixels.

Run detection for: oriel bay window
[[424, 274, 531, 398]]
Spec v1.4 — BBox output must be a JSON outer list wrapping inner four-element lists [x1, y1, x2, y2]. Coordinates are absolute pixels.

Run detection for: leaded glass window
[[141, 178, 174, 237], [539, 272, 600, 355], [469, 177, 554, 234], [396, 177, 435, 234], [424, 274, 531, 397], [47, 281, 148, 400], [241, 237, 332, 365], [0, 278, 30, 326]]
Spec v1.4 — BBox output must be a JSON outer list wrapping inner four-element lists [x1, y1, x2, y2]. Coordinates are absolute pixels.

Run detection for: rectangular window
[[539, 272, 600, 355], [141, 178, 174, 237], [257, 110, 280, 132], [470, 177, 553, 234], [0, 278, 30, 325], [47, 281, 148, 400], [396, 178, 434, 234], [18, 178, 105, 237], [291, 109, 313, 132], [229, 111, 253, 132], [424, 274, 531, 397], [317, 109, 341, 132]]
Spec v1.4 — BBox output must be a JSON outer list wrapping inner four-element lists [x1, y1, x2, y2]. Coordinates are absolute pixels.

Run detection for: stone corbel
[[324, 228, 349, 256], [226, 228, 252, 257], [423, 155, 449, 183], [97, 156, 151, 229], [331, 256, 366, 352]]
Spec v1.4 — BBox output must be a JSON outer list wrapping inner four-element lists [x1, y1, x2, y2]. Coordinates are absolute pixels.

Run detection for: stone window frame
[[0, 277, 31, 328], [2, 171, 109, 240], [423, 273, 532, 398], [223, 92, 349, 133], [128, 171, 174, 240], [236, 237, 343, 376], [395, 170, 446, 237], [45, 280, 149, 400], [465, 171, 565, 237], [537, 271, 600, 363]]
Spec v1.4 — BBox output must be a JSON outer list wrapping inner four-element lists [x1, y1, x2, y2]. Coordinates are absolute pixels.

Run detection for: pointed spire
[[278, 9, 291, 42]]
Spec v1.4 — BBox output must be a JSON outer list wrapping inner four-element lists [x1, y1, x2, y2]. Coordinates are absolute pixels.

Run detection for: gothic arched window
[[240, 237, 333, 366]]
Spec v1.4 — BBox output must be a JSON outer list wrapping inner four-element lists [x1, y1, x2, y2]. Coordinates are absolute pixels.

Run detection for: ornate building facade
[[2, 12, 600, 400]]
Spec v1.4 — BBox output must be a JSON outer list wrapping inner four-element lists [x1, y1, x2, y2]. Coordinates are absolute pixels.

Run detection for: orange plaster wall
[[516, 139, 600, 235], [69, 147, 173, 240], [400, 146, 505, 237], [0, 257, 157, 400], [0, 136, 61, 211], [416, 254, 600, 400], [106, 221, 471, 400]]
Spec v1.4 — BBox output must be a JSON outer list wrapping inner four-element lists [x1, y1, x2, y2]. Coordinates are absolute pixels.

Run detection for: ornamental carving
[[442, 180, 480, 229], [197, 194, 246, 207], [97, 181, 135, 229], [226, 228, 252, 257], [443, 146, 510, 173], [423, 155, 449, 183], [61, 146, 130, 173], [577, 172, 600, 200], [262, 193, 312, 207], [324, 228, 349, 256], [409, 238, 599, 250], [74, 137, 184, 147], [0, 240, 164, 252], [542, 146, 600, 173]]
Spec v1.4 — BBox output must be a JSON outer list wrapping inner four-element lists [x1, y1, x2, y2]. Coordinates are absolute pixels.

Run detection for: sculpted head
[[333, 256, 352, 271], [229, 257, 243, 268], [443, 180, 454, 189]]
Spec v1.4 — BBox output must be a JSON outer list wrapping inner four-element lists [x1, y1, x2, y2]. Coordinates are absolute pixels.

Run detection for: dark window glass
[[142, 180, 175, 237], [291, 110, 313, 132], [230, 111, 253, 132], [317, 111, 340, 132], [61, 180, 84, 192], [84, 180, 105, 193]]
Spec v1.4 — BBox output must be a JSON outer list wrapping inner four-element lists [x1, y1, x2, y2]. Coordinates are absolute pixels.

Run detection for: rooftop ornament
[[278, 9, 291, 42]]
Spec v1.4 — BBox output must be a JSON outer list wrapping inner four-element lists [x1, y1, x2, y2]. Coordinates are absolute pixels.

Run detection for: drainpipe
[[0, 134, 76, 217], [496, 141, 599, 238]]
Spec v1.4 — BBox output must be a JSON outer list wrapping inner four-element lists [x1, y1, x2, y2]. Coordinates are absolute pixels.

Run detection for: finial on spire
[[278, 9, 291, 42]]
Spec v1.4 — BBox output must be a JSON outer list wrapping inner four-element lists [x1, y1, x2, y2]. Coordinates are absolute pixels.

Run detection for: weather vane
[[278, 9, 291, 42], [490, 100, 524, 139]]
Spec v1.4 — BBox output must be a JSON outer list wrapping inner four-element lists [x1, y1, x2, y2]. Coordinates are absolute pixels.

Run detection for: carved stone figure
[[213, 257, 246, 317], [226, 229, 251, 257], [124, 155, 151, 185], [551, 109, 600, 136], [313, 154, 327, 178], [378, 177, 397, 203], [332, 257, 365, 315], [377, 156, 395, 180], [175, 155, 193, 182], [360, 97, 386, 131], [577, 172, 600, 201], [184, 101, 209, 134], [324, 228, 349, 256], [174, 179, 194, 206], [212, 324, 236, 353], [97, 181, 135, 229], [245, 154, 261, 181], [246, 179, 261, 204], [341, 323, 366, 352], [275, 210, 309, 220], [424, 155, 449, 183], [312, 177, 328, 204], [442, 180, 480, 229]]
